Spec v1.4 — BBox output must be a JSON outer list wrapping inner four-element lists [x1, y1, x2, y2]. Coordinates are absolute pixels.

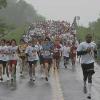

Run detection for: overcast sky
[[25, 0, 100, 27]]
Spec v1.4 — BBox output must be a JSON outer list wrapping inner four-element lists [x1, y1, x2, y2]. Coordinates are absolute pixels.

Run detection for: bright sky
[[25, 0, 100, 27]]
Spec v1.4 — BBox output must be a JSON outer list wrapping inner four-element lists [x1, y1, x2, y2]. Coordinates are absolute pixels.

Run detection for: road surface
[[0, 59, 100, 100]]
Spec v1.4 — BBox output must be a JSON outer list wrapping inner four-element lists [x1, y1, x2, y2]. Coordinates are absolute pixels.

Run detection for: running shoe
[[83, 86, 87, 94], [87, 95, 91, 99], [0, 77, 3, 81], [7, 77, 10, 81], [33, 76, 36, 81], [65, 65, 67, 68], [45, 77, 48, 81]]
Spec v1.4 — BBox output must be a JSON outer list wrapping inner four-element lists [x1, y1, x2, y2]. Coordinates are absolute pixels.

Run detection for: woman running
[[53, 39, 61, 69], [9, 39, 18, 82], [70, 41, 77, 71]]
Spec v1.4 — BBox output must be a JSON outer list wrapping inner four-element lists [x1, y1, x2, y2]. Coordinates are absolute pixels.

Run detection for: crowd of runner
[[0, 20, 97, 99], [0, 20, 78, 82]]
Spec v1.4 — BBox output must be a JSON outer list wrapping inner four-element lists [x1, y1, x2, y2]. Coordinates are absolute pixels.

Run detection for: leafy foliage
[[1, 25, 28, 43], [0, 0, 45, 26], [77, 17, 100, 42], [0, 0, 45, 39], [76, 26, 90, 42], [0, 0, 7, 9]]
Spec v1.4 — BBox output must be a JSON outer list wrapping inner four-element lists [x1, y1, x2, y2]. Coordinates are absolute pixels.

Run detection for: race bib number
[[32, 52, 37, 56], [44, 50, 50, 56]]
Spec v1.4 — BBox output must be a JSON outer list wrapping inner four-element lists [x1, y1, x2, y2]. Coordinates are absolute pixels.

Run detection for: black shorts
[[39, 55, 44, 64], [2, 61, 7, 67], [28, 60, 38, 66], [81, 62, 95, 75], [63, 56, 69, 61], [0, 60, 3, 64]]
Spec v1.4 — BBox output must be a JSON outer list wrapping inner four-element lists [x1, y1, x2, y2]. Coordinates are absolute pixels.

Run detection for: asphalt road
[[0, 59, 100, 100]]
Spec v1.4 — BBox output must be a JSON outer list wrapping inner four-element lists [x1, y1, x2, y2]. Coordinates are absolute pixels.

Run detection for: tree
[[0, 0, 45, 26], [77, 16, 100, 42], [0, 0, 7, 9], [0, 0, 7, 37], [0, 0, 45, 38]]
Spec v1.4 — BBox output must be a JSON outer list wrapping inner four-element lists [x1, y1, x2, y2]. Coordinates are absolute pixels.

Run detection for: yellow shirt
[[18, 44, 27, 57]]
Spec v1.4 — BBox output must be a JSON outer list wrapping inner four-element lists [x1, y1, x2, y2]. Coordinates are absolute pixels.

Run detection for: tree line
[[77, 17, 100, 45], [0, 0, 45, 37]]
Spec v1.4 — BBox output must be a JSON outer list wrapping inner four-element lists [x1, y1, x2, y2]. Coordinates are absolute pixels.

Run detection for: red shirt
[[70, 46, 77, 57], [53, 44, 61, 58]]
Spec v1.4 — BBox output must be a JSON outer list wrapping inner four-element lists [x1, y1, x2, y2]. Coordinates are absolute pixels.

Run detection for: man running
[[77, 34, 97, 99], [62, 42, 70, 68], [42, 37, 53, 81], [25, 41, 38, 81]]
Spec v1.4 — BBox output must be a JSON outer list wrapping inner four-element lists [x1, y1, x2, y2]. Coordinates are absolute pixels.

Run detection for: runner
[[5, 40, 11, 81], [0, 40, 3, 81], [25, 41, 38, 81], [9, 39, 18, 82], [18, 39, 27, 77], [53, 39, 61, 69], [77, 34, 97, 99], [32, 38, 39, 67], [38, 39, 45, 78], [0, 39, 7, 75], [2, 40, 11, 81], [42, 37, 53, 81], [70, 41, 77, 71], [62, 42, 70, 68]]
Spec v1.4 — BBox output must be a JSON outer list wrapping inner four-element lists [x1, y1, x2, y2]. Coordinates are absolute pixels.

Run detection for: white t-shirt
[[62, 46, 70, 57], [25, 46, 39, 61], [0, 46, 3, 60], [2, 45, 10, 61], [34, 45, 39, 60], [38, 44, 43, 54], [9, 46, 18, 60], [34, 45, 39, 52], [77, 42, 97, 64], [7, 46, 11, 61]]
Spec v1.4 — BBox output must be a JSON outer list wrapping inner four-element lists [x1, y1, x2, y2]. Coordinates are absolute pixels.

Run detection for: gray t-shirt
[[25, 46, 38, 61]]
